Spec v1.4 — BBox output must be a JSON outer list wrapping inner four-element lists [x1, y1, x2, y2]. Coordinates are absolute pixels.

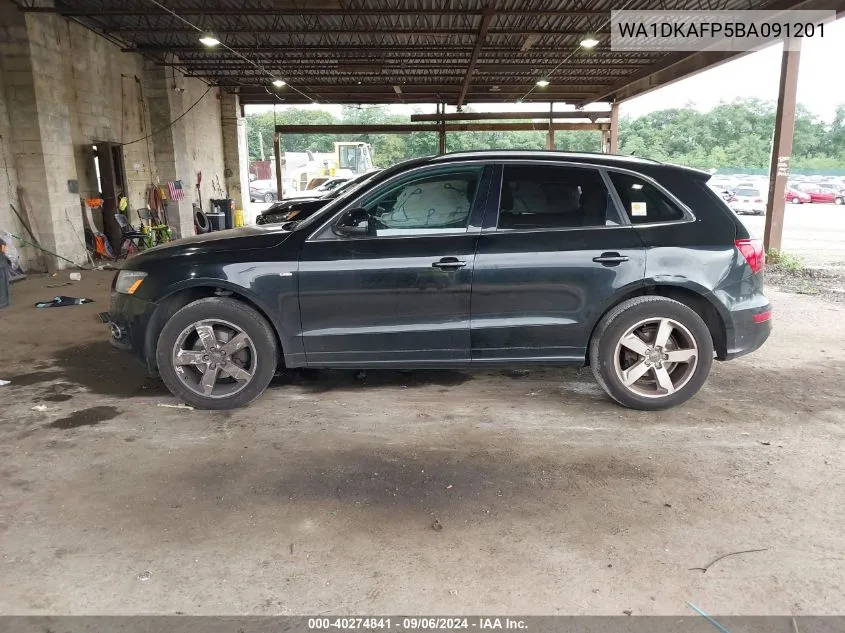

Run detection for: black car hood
[[260, 197, 323, 213], [126, 225, 292, 266]]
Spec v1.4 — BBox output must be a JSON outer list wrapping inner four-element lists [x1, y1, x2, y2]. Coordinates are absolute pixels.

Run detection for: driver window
[[359, 168, 481, 236]]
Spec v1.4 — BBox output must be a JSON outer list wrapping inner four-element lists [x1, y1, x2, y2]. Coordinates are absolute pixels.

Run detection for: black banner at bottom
[[0, 617, 843, 633]]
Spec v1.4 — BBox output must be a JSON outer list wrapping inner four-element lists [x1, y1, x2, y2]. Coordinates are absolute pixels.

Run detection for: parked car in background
[[108, 151, 771, 412], [794, 183, 844, 204], [286, 176, 350, 199], [707, 182, 734, 200], [728, 187, 766, 215], [817, 184, 845, 204], [256, 172, 381, 225], [786, 187, 811, 204], [249, 178, 296, 202]]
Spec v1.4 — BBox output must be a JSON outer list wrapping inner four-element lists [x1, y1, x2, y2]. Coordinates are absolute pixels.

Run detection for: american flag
[[167, 180, 186, 201]]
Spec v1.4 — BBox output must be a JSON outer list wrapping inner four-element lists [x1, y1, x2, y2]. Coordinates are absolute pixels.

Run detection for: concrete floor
[[1, 271, 844, 615]]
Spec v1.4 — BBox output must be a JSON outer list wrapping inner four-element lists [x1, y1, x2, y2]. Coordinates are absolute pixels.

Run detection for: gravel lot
[[1, 270, 844, 615]]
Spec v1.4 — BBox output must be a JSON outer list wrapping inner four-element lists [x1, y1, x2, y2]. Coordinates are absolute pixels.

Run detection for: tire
[[835, 197, 844, 205], [589, 296, 714, 411], [263, 192, 276, 203], [789, 197, 800, 204], [156, 297, 279, 410], [194, 210, 209, 234]]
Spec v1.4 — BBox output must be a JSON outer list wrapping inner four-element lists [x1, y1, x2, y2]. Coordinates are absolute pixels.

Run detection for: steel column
[[546, 102, 554, 150], [273, 132, 282, 206], [764, 40, 801, 253], [609, 102, 619, 154]]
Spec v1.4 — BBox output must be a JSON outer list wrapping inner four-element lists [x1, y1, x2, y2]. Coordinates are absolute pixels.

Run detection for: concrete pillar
[[0, 1, 86, 270], [764, 41, 801, 253], [220, 91, 249, 213], [143, 62, 194, 238]]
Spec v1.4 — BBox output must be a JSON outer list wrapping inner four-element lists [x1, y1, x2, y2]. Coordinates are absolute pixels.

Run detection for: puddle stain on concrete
[[47, 406, 121, 430]]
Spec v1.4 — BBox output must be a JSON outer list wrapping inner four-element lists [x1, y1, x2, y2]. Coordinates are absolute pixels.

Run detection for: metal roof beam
[[457, 8, 494, 109], [411, 111, 611, 122], [23, 7, 609, 17]]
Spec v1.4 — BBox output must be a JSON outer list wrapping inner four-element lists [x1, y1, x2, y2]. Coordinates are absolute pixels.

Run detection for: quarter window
[[608, 172, 686, 224], [358, 168, 481, 236], [497, 164, 612, 230]]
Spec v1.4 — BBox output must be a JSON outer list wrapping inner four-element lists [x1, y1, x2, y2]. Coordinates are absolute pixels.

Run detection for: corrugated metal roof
[[22, 0, 842, 106]]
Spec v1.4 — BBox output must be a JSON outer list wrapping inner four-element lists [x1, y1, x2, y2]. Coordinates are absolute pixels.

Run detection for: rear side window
[[498, 164, 613, 230], [735, 188, 760, 197], [608, 172, 686, 225]]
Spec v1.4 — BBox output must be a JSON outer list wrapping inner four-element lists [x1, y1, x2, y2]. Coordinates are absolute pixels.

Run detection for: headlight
[[115, 270, 147, 295]]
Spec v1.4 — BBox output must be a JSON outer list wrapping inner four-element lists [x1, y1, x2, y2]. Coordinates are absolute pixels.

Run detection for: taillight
[[735, 238, 765, 273]]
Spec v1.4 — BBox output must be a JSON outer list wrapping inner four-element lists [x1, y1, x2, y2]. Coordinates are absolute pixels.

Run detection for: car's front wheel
[[156, 297, 279, 410], [835, 197, 844, 205], [590, 296, 714, 410], [263, 192, 276, 203]]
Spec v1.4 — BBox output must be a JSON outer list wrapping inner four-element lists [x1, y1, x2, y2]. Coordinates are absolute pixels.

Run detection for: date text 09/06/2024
[[308, 618, 528, 630]]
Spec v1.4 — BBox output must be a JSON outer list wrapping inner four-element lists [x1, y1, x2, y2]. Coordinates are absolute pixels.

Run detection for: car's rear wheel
[[590, 296, 714, 411], [790, 197, 801, 204], [263, 192, 276, 203], [835, 197, 844, 205], [156, 297, 278, 410]]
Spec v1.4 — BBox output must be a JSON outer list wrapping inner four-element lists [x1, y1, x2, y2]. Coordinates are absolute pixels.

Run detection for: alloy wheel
[[612, 317, 699, 398], [172, 319, 256, 399]]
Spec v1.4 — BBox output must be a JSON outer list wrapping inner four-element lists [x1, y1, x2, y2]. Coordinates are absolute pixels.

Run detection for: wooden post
[[546, 102, 555, 150], [601, 130, 610, 153], [764, 40, 801, 253], [609, 102, 619, 154]]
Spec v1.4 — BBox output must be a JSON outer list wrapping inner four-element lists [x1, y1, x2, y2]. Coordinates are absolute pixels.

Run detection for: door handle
[[592, 252, 630, 266], [432, 257, 467, 270]]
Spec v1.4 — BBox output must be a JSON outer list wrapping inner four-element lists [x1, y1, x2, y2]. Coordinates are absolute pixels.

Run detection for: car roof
[[422, 150, 710, 178]]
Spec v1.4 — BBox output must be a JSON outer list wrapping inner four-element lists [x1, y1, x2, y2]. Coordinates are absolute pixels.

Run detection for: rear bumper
[[722, 304, 772, 360]]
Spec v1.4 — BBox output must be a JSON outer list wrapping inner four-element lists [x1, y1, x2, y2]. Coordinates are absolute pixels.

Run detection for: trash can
[[206, 211, 226, 232], [210, 198, 234, 230]]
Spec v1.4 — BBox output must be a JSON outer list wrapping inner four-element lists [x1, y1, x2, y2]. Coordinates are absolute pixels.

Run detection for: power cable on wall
[[121, 86, 212, 147]]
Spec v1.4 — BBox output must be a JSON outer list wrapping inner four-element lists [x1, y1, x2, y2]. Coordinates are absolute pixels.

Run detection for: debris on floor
[[31, 404, 55, 412], [69, 272, 82, 281], [431, 518, 443, 531], [0, 379, 9, 386], [157, 403, 195, 411], [34, 296, 94, 308], [686, 602, 732, 633], [689, 548, 768, 573], [137, 570, 152, 582]]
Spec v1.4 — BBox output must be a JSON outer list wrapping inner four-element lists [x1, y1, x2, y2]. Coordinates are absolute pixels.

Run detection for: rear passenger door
[[471, 162, 646, 362]]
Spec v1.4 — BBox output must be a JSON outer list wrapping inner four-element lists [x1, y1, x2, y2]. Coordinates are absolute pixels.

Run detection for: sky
[[622, 16, 845, 121], [247, 16, 845, 122]]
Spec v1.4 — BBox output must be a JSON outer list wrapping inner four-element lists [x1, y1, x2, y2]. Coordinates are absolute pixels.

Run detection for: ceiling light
[[580, 36, 600, 49], [272, 79, 286, 88], [199, 34, 220, 47], [535, 78, 550, 88]]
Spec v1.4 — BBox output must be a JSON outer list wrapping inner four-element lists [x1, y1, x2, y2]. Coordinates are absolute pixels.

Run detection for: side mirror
[[335, 207, 370, 237]]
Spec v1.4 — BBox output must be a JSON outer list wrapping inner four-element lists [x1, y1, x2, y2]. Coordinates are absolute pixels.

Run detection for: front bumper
[[108, 290, 158, 373]]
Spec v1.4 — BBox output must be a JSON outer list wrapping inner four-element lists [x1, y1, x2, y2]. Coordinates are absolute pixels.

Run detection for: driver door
[[297, 164, 491, 366]]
